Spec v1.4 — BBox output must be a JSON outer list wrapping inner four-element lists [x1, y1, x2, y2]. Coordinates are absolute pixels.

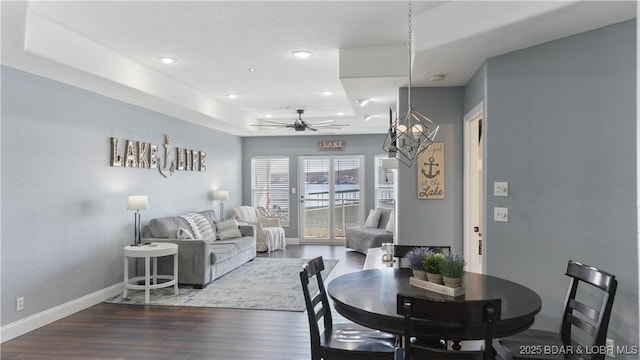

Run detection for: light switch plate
[[494, 182, 509, 197], [494, 207, 509, 222]]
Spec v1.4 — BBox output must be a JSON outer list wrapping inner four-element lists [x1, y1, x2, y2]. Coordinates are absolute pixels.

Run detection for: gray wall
[[1, 66, 243, 325], [474, 20, 637, 353], [242, 134, 386, 238], [463, 62, 486, 115], [396, 87, 465, 253]]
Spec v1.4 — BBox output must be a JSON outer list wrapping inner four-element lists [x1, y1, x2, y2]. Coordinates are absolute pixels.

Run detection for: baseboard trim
[[0, 282, 123, 343]]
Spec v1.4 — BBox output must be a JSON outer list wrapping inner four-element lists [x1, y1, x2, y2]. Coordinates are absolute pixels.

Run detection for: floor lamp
[[215, 191, 229, 219]]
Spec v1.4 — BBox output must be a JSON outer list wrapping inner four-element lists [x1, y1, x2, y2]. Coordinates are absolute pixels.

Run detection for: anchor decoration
[[418, 142, 445, 200], [158, 135, 175, 178], [421, 157, 440, 179]]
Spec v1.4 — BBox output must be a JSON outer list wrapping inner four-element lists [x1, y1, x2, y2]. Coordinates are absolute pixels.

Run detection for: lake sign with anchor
[[418, 142, 445, 199]]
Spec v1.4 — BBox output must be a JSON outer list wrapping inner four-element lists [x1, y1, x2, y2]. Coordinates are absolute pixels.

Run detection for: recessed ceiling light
[[356, 98, 371, 107], [292, 50, 313, 59], [431, 74, 446, 82], [337, 111, 345, 116], [226, 94, 239, 100], [158, 56, 176, 64], [265, 114, 273, 118], [320, 90, 333, 96]]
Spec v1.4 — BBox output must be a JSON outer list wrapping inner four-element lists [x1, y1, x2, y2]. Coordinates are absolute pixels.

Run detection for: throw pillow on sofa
[[364, 209, 382, 228], [215, 219, 243, 240], [176, 227, 194, 239], [385, 210, 395, 233]]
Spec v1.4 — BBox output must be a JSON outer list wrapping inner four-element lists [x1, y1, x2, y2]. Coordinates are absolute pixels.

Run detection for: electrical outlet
[[606, 338, 615, 358], [16, 297, 24, 311]]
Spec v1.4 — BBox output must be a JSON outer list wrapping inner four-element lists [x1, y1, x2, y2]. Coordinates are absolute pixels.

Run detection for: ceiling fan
[[251, 109, 348, 132]]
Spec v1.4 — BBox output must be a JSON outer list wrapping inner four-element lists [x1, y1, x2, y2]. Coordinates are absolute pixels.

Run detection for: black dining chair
[[396, 294, 501, 360], [496, 260, 617, 360], [299, 256, 396, 360], [393, 245, 451, 268]]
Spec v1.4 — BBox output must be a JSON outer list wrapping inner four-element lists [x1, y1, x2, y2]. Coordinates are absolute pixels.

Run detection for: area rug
[[105, 257, 338, 312]]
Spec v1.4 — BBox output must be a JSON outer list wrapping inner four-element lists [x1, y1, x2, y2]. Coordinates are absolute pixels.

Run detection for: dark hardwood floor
[[1, 245, 366, 360]]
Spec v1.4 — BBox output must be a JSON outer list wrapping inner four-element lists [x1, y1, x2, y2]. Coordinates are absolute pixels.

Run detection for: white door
[[463, 103, 484, 273], [298, 155, 364, 244]]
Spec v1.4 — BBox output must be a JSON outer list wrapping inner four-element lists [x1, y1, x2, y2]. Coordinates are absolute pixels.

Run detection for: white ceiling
[[1, 1, 636, 136]]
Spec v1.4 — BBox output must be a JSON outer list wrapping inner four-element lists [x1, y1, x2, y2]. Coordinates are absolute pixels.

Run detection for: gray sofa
[[142, 210, 256, 288], [345, 207, 394, 254]]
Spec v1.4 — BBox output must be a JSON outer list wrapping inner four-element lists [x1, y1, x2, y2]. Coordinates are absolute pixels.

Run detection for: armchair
[[232, 206, 286, 252]]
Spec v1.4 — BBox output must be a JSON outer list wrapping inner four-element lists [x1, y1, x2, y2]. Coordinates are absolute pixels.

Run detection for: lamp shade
[[214, 191, 229, 201], [381, 158, 399, 170], [127, 195, 149, 210]]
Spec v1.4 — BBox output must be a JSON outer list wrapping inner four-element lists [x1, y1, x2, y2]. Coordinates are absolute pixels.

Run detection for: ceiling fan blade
[[307, 127, 318, 131], [310, 120, 334, 125], [251, 124, 288, 127], [262, 120, 291, 125], [312, 123, 349, 127]]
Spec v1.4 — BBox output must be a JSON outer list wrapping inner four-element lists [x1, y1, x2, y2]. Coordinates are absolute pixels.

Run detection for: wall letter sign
[[109, 135, 206, 177]]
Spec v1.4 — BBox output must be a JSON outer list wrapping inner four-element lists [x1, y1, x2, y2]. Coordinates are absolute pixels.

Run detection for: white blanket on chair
[[180, 213, 214, 240]]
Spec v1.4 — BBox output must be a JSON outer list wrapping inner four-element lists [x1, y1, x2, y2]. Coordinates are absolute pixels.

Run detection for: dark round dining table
[[327, 268, 542, 339]]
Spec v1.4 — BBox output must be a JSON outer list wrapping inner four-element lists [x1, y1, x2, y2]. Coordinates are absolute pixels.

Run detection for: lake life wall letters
[[110, 135, 206, 177]]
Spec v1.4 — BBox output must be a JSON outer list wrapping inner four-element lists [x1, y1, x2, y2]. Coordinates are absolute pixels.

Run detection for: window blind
[[251, 157, 290, 226]]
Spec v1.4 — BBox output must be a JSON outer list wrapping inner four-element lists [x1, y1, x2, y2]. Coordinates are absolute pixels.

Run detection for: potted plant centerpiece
[[440, 253, 466, 288], [423, 252, 444, 284], [405, 247, 431, 280]]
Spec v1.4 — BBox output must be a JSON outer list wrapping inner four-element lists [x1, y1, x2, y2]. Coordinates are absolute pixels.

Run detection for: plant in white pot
[[405, 247, 431, 280], [422, 252, 444, 284], [440, 253, 466, 288]]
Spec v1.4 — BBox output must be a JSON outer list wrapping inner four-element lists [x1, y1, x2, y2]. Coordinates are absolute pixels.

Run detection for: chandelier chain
[[407, 0, 413, 111]]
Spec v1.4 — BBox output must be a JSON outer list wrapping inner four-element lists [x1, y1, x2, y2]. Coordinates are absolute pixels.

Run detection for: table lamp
[[214, 190, 229, 219], [127, 195, 149, 246]]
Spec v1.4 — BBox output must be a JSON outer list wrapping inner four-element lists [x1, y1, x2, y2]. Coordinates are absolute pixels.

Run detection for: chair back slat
[[398, 294, 501, 360], [568, 298, 599, 322], [300, 256, 333, 353], [560, 260, 617, 360]]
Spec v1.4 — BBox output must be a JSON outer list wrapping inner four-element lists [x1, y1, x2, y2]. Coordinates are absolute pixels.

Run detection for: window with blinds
[[251, 157, 290, 226]]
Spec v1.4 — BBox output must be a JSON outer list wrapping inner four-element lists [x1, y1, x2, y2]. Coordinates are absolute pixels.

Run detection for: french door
[[299, 155, 364, 244]]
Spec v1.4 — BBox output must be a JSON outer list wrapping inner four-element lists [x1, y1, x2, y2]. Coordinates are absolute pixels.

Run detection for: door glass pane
[[303, 158, 330, 239], [333, 158, 361, 238]]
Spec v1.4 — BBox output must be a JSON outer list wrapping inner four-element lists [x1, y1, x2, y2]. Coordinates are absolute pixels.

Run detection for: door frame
[[463, 102, 484, 273], [298, 155, 365, 244]]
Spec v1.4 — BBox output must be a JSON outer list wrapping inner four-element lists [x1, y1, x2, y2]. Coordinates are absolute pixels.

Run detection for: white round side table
[[123, 242, 178, 303]]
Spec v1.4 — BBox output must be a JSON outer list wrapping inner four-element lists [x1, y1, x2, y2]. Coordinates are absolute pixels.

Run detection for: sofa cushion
[[364, 209, 382, 228], [177, 227, 194, 239], [376, 207, 393, 230], [180, 212, 215, 240], [148, 216, 191, 238], [198, 210, 218, 225], [215, 219, 243, 240], [210, 243, 237, 264], [211, 236, 255, 264], [385, 210, 395, 233]]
